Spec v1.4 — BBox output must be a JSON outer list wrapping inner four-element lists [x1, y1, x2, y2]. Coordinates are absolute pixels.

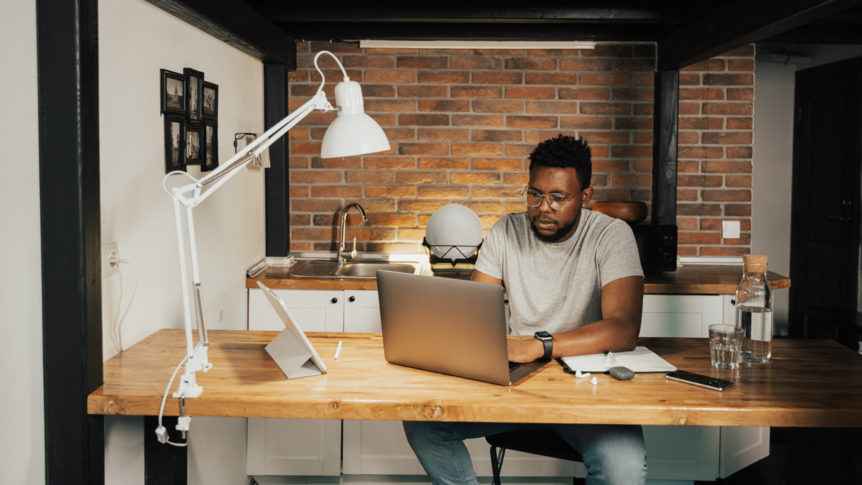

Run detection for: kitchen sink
[[287, 259, 420, 279]]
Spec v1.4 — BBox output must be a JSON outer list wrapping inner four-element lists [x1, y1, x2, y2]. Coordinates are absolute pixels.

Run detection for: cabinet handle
[[348, 295, 356, 303], [330, 297, 338, 304]]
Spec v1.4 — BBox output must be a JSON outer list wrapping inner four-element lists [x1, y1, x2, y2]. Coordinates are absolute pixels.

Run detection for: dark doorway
[[789, 57, 862, 349]]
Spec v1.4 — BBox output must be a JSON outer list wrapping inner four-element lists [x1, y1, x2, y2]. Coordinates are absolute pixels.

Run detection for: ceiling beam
[[658, 0, 862, 69], [146, 0, 296, 66]]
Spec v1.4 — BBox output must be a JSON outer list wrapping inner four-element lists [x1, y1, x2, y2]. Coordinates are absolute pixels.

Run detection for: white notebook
[[559, 346, 677, 373]]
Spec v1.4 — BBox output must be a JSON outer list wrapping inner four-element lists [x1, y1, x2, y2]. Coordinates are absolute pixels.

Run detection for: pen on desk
[[334, 340, 343, 360]]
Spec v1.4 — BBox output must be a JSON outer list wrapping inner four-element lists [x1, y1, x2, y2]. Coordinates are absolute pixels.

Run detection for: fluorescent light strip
[[359, 40, 595, 50]]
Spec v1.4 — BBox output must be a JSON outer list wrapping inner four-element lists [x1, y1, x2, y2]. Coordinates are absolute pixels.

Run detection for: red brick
[[677, 246, 698, 257], [681, 59, 726, 72], [397, 171, 448, 184], [365, 185, 417, 198], [678, 203, 722, 216], [724, 204, 751, 216], [418, 186, 470, 199], [506, 87, 557, 99], [560, 116, 613, 129], [418, 71, 469, 83], [702, 131, 752, 145], [419, 99, 470, 112], [704, 73, 753, 86], [559, 58, 614, 71], [311, 156, 362, 169], [451, 86, 503, 98], [452, 114, 505, 127], [466, 201, 504, 213], [679, 73, 701, 86], [452, 143, 504, 156], [632, 103, 653, 116], [399, 142, 449, 156], [610, 145, 652, 159], [680, 87, 725, 100], [633, 132, 653, 144], [450, 172, 501, 185], [631, 160, 652, 172], [678, 232, 723, 244], [614, 59, 654, 72], [310, 185, 363, 198], [609, 174, 651, 187], [418, 158, 470, 170], [725, 146, 753, 158], [678, 174, 723, 187], [580, 131, 631, 144], [507, 116, 558, 129], [524, 130, 566, 143], [728, 59, 755, 71], [702, 189, 751, 202], [288, 127, 310, 140], [700, 246, 750, 257], [397, 114, 450, 126], [290, 228, 334, 241], [677, 132, 699, 145], [727, 88, 754, 101], [678, 102, 701, 115], [701, 218, 751, 231], [472, 158, 524, 171], [365, 99, 416, 112], [397, 85, 448, 97], [472, 100, 524, 113], [340, 55, 395, 68], [676, 189, 699, 201], [291, 198, 343, 212], [526, 100, 579, 114], [580, 73, 632, 87], [417, 128, 470, 141], [614, 117, 652, 130], [505, 57, 557, 70], [726, 175, 752, 187], [363, 157, 416, 169], [397, 56, 448, 69], [364, 70, 416, 83], [288, 156, 310, 169], [363, 85, 398, 98], [678, 146, 724, 160], [580, 102, 631, 115], [346, 170, 396, 184], [679, 117, 725, 130], [612, 88, 653, 101], [367, 214, 418, 226], [726, 117, 753, 130], [398, 200, 450, 213], [502, 172, 529, 185], [559, 87, 611, 100], [291, 170, 343, 183], [472, 71, 524, 84], [677, 217, 699, 230], [472, 129, 523, 142], [679, 161, 702, 174], [290, 214, 311, 226], [702, 161, 752, 173], [633, 73, 654, 87], [472, 186, 522, 200], [525, 72, 579, 84], [450, 56, 501, 70]]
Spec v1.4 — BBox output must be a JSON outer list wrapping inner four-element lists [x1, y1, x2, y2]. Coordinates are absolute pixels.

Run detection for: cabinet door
[[343, 290, 382, 333], [641, 294, 724, 338], [247, 289, 343, 477]]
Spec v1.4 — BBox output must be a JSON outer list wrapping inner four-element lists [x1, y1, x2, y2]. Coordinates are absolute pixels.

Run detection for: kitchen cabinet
[[247, 288, 768, 482]]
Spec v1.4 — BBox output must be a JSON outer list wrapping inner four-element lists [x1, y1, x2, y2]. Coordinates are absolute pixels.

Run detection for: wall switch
[[102, 241, 119, 278], [722, 220, 741, 239]]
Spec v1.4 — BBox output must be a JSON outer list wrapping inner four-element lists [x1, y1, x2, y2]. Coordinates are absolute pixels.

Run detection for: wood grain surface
[[88, 330, 860, 427], [247, 265, 790, 294]]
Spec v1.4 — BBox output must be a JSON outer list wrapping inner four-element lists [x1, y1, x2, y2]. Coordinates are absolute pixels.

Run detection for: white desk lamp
[[157, 50, 388, 444]]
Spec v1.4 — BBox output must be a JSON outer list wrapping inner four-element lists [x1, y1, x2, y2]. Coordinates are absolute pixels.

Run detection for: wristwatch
[[534, 331, 553, 360]]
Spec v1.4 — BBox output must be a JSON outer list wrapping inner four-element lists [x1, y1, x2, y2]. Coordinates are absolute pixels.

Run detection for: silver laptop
[[376, 270, 544, 386]]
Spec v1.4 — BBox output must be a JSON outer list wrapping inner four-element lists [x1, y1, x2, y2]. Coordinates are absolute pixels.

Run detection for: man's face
[[526, 166, 593, 243]]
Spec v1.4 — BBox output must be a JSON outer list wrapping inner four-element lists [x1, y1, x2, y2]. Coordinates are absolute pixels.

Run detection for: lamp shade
[[321, 80, 390, 158]]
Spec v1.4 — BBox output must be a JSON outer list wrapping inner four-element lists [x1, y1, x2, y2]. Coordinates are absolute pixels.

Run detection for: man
[[403, 134, 647, 485]]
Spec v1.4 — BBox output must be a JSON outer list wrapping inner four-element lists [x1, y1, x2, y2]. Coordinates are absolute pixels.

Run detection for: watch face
[[535, 331, 551, 340]]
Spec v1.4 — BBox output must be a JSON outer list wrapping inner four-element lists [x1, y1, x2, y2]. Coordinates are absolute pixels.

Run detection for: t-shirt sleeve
[[473, 217, 506, 280], [596, 219, 644, 287]]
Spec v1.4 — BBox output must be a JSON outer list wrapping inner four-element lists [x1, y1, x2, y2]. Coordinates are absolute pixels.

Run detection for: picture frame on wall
[[202, 119, 218, 172], [185, 124, 204, 165], [184, 67, 204, 122], [202, 81, 218, 119], [164, 114, 186, 173], [160, 69, 186, 114]]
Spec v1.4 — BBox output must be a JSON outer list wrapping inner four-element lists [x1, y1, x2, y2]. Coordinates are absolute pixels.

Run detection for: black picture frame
[[184, 67, 204, 122], [160, 69, 186, 114], [164, 114, 186, 173], [202, 81, 218, 119], [202, 119, 219, 172], [185, 124, 204, 164]]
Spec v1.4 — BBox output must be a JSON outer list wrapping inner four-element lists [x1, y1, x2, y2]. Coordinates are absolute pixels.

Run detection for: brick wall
[[287, 41, 754, 257]]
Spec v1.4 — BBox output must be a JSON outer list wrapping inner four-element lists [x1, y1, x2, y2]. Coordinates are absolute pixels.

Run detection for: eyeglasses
[[522, 187, 578, 210]]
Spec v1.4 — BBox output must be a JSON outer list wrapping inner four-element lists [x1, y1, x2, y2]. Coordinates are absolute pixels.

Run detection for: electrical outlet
[[102, 241, 119, 278], [722, 220, 741, 239]]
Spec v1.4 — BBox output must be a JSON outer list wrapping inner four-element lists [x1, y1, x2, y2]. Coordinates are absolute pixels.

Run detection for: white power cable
[[155, 355, 191, 447], [110, 257, 137, 353]]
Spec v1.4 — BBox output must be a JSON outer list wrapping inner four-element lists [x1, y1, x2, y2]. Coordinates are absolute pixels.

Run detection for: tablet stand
[[266, 328, 325, 379]]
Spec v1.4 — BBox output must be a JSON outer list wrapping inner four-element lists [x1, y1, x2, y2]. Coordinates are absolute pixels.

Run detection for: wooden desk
[[88, 330, 862, 428]]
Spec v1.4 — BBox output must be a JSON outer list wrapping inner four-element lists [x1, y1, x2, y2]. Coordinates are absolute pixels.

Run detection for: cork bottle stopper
[[743, 254, 768, 273]]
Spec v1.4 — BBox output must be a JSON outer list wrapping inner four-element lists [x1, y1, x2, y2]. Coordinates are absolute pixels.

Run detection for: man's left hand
[[507, 335, 545, 363]]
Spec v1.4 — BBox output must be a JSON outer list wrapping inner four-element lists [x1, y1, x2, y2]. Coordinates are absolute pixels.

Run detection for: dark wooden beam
[[36, 0, 104, 483], [144, 417, 187, 484], [146, 0, 296, 66], [264, 63, 291, 256], [658, 0, 862, 69], [652, 69, 679, 225]]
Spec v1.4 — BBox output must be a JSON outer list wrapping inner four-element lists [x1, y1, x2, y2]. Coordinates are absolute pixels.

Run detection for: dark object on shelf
[[631, 223, 677, 273]]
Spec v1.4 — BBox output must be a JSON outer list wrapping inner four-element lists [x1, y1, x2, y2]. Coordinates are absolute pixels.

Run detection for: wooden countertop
[[88, 330, 860, 427], [248, 264, 790, 295]]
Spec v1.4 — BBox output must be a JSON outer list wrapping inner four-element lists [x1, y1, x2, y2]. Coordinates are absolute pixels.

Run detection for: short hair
[[528, 134, 592, 190]]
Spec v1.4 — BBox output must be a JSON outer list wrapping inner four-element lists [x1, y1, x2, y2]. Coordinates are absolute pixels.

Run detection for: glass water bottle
[[735, 254, 773, 363]]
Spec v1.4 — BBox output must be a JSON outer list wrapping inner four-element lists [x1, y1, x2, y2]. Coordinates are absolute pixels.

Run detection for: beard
[[529, 213, 579, 243]]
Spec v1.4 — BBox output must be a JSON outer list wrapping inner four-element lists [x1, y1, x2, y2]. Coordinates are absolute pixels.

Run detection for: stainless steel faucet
[[338, 203, 368, 262]]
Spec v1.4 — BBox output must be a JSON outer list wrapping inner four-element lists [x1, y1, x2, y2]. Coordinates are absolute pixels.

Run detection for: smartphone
[[665, 370, 734, 391]]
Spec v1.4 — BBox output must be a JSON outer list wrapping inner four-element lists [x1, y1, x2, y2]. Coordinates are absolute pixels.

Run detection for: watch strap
[[534, 331, 553, 360]]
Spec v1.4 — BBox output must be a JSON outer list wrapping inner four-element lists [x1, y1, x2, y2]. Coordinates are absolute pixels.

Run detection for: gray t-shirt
[[474, 210, 643, 335]]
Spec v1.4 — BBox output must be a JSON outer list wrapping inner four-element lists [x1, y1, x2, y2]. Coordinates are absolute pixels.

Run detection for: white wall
[[753, 44, 862, 336], [99, 0, 265, 483], [0, 1, 44, 483]]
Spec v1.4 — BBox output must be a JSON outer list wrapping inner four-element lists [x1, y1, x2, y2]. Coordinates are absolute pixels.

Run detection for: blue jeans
[[402, 421, 647, 485]]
